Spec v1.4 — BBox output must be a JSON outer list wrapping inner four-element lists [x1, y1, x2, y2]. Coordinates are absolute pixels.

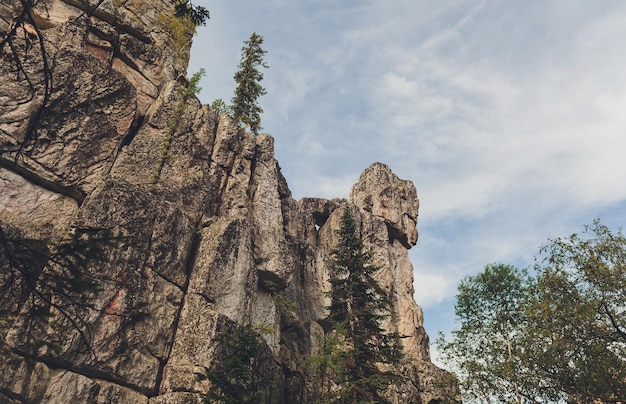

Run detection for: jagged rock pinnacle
[[0, 1, 458, 402]]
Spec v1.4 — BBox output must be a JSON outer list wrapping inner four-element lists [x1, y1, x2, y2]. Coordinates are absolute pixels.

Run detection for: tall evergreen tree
[[326, 207, 403, 403], [231, 33, 268, 135]]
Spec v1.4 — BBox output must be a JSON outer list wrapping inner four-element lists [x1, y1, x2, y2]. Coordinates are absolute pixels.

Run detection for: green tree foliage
[[172, 0, 210, 27], [186, 68, 206, 97], [205, 324, 268, 404], [152, 68, 205, 185], [322, 208, 403, 403], [210, 98, 232, 117], [231, 33, 268, 135], [522, 219, 626, 403], [438, 220, 626, 403], [436, 264, 529, 403]]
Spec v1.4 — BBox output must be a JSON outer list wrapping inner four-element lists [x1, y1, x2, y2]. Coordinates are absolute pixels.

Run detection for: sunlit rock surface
[[0, 1, 458, 402]]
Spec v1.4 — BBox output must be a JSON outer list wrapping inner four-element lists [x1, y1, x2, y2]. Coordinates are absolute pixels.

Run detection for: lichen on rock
[[0, 1, 459, 403]]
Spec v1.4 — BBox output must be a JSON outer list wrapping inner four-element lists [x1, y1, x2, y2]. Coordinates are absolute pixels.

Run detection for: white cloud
[[189, 0, 626, 347], [290, 173, 355, 200], [266, 61, 319, 122], [412, 268, 458, 308], [365, 4, 626, 222]]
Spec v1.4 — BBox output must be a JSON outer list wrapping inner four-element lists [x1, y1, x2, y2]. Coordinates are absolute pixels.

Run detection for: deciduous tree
[[436, 263, 529, 403], [438, 220, 626, 403], [522, 220, 626, 403]]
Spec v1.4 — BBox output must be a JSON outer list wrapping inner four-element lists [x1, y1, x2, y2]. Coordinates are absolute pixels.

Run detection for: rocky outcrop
[[0, 1, 458, 403]]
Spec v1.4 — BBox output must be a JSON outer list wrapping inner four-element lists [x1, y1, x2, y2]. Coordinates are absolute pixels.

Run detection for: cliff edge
[[0, 1, 458, 402]]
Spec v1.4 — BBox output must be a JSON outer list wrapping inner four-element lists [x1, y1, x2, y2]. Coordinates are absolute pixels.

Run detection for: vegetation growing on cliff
[[210, 98, 233, 117], [172, 0, 210, 27], [205, 324, 272, 404], [231, 32, 268, 135], [438, 219, 626, 403], [156, 11, 196, 66], [310, 208, 404, 403], [155, 1, 210, 66], [152, 68, 205, 186]]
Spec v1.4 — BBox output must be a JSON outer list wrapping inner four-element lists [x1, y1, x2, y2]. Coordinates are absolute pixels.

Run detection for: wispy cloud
[[190, 1, 626, 336]]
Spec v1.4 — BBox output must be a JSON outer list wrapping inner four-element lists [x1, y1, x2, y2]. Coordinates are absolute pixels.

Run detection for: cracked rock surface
[[0, 1, 458, 402]]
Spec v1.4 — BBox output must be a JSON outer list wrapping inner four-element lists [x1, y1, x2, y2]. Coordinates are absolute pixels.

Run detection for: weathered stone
[[251, 134, 296, 290], [112, 57, 159, 115], [160, 295, 225, 394], [188, 218, 256, 322], [162, 295, 284, 402], [251, 290, 281, 352], [205, 116, 256, 217], [351, 162, 420, 248], [0, 168, 78, 240], [40, 370, 149, 404], [0, 352, 53, 403], [0, 40, 137, 197], [4, 262, 180, 395], [149, 392, 205, 404], [0, 1, 458, 402]]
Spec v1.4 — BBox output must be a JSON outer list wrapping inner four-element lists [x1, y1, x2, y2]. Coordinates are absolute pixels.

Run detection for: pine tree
[[231, 32, 268, 135], [205, 324, 268, 403], [210, 98, 232, 117], [326, 207, 403, 403], [172, 0, 210, 26]]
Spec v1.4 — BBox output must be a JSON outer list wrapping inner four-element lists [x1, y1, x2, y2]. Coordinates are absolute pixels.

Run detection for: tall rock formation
[[0, 1, 458, 403]]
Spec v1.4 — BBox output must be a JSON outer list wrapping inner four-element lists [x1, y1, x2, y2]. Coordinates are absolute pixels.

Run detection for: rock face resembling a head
[[350, 163, 419, 248], [0, 2, 459, 402]]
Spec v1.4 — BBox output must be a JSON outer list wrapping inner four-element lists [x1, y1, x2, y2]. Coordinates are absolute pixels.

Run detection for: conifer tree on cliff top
[[172, 0, 210, 26], [231, 32, 268, 135], [326, 207, 404, 403]]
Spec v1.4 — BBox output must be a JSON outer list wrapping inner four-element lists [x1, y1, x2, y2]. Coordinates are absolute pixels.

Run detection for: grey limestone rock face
[[0, 1, 458, 403]]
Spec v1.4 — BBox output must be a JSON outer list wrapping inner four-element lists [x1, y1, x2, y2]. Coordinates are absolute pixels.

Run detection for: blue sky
[[188, 0, 626, 363]]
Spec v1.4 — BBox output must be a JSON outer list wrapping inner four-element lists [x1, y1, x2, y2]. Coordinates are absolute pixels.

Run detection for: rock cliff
[[0, 1, 458, 402]]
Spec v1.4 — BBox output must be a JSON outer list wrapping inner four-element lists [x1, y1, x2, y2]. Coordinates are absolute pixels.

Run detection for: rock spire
[[0, 1, 458, 402]]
